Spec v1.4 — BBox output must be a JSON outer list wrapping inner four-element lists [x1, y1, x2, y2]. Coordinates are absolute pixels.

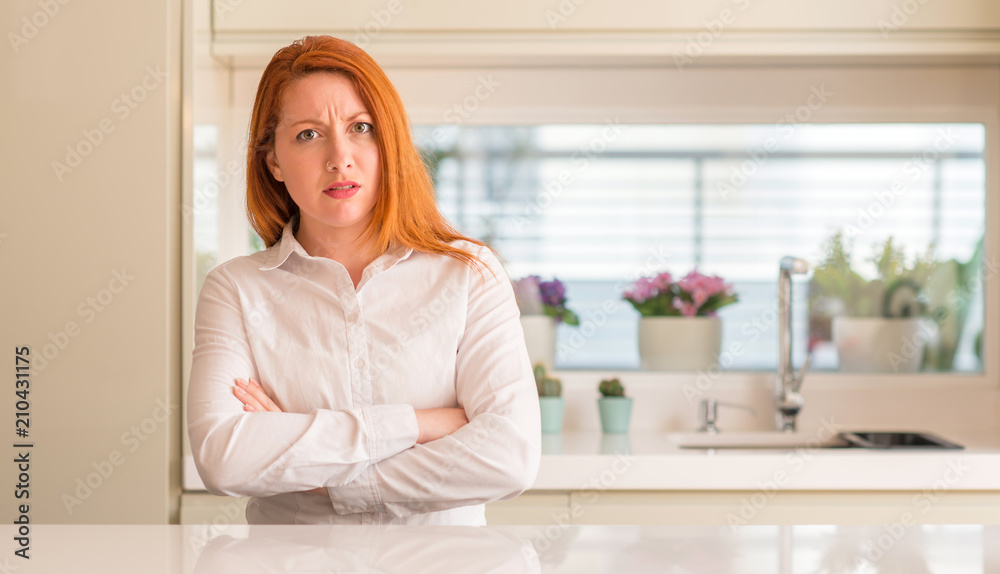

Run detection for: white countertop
[[184, 428, 1000, 493], [8, 523, 999, 573], [532, 430, 1000, 491]]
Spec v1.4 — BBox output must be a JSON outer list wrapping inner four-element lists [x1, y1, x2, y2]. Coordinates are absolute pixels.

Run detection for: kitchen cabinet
[[210, 0, 1000, 67]]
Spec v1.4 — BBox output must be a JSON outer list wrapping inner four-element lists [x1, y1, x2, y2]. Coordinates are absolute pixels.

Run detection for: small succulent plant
[[599, 377, 625, 397], [533, 362, 562, 397]]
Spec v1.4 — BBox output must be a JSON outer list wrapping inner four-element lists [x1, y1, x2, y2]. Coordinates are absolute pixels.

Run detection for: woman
[[186, 35, 541, 525]]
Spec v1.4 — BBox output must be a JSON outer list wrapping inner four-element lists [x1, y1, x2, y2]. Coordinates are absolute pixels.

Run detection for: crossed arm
[[231, 376, 469, 496]]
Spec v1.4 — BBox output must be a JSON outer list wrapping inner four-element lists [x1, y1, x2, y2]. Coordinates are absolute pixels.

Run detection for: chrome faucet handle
[[791, 352, 812, 393], [698, 398, 757, 434]]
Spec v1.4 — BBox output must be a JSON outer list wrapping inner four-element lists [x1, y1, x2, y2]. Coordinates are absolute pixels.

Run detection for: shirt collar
[[258, 213, 413, 271]]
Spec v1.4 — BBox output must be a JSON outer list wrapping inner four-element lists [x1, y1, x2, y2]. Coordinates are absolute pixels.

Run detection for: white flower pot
[[638, 316, 722, 372], [520, 315, 557, 369], [832, 316, 931, 373]]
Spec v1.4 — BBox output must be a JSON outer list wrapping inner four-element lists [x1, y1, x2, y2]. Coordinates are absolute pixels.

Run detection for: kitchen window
[[413, 122, 986, 373], [192, 121, 985, 374]]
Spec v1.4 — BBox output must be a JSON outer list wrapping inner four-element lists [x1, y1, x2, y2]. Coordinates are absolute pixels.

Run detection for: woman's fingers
[[234, 378, 283, 413], [233, 379, 262, 411]]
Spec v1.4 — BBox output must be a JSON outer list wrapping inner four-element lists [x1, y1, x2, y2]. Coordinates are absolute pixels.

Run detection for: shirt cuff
[[325, 404, 417, 515], [363, 403, 419, 461], [328, 464, 381, 515]]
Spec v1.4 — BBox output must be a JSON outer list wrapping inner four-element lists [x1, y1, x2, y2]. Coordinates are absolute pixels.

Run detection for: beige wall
[[0, 0, 183, 523]]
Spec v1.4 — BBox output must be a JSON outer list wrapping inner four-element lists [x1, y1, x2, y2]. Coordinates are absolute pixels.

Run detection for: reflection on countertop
[[4, 523, 997, 573], [194, 524, 538, 573]]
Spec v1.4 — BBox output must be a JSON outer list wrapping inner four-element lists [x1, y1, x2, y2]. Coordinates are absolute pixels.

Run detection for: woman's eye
[[296, 129, 318, 141], [352, 122, 374, 134]]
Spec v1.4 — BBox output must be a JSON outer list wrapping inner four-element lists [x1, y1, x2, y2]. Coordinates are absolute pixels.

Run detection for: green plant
[[534, 362, 562, 397], [810, 231, 936, 318], [598, 377, 625, 397], [920, 235, 984, 370]]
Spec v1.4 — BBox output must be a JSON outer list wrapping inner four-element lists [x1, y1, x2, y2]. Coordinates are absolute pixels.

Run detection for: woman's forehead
[[279, 72, 371, 123]]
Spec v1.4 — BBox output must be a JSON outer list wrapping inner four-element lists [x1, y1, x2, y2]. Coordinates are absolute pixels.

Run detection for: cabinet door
[[485, 493, 571, 525], [566, 491, 1000, 525]]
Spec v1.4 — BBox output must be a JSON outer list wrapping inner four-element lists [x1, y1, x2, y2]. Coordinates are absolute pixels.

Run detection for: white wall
[[0, 0, 183, 523]]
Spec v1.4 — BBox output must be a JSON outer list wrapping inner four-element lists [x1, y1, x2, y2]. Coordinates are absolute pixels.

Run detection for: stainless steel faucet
[[698, 398, 756, 434], [776, 256, 811, 432]]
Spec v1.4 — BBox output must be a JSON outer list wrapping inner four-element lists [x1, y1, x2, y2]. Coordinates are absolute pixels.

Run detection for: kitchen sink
[[671, 431, 848, 449], [838, 431, 964, 450], [671, 430, 964, 450]]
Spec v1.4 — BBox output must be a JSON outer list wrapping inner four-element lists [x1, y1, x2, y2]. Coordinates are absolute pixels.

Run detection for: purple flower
[[512, 275, 543, 315], [512, 276, 579, 325], [538, 279, 566, 308]]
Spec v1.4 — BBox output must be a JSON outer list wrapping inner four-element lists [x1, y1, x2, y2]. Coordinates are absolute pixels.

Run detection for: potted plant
[[810, 231, 937, 372], [597, 377, 633, 434], [534, 362, 565, 434], [513, 276, 580, 368], [623, 270, 739, 371]]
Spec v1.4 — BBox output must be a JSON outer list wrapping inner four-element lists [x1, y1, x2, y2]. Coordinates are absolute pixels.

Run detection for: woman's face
[[265, 72, 381, 244]]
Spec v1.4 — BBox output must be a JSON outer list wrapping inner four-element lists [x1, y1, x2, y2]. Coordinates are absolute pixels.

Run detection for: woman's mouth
[[323, 181, 360, 199]]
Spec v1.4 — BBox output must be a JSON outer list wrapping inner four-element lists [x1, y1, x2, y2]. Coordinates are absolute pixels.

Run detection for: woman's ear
[[264, 149, 284, 182]]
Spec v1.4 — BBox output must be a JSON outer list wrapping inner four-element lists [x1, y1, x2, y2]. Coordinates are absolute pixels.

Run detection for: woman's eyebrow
[[287, 112, 372, 127]]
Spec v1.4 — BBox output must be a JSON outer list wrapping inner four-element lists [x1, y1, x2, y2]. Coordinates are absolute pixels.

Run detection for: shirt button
[[347, 312, 359, 323], [354, 359, 365, 369]]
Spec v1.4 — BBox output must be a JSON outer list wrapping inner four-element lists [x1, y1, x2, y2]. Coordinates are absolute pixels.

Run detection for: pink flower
[[624, 272, 672, 304], [678, 300, 698, 317], [678, 271, 730, 300]]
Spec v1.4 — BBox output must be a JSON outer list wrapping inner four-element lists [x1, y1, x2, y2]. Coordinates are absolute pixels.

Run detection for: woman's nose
[[325, 137, 353, 172]]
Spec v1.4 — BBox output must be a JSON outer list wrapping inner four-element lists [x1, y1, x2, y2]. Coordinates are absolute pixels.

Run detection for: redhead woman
[[186, 35, 541, 525]]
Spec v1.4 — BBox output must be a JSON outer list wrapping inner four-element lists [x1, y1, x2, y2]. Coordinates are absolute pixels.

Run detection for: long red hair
[[245, 35, 499, 283]]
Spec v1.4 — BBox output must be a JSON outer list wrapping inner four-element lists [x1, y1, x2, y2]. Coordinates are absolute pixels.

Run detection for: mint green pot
[[598, 397, 633, 434], [539, 397, 565, 434]]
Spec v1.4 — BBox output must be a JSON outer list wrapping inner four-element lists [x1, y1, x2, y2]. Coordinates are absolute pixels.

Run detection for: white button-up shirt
[[186, 215, 541, 525]]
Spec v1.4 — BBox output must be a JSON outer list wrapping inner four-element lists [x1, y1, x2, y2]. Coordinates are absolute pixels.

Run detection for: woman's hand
[[233, 377, 283, 413], [233, 378, 326, 497], [413, 408, 469, 444]]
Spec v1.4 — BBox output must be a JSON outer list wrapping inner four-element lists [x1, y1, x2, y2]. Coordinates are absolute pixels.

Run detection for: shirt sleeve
[[324, 244, 542, 517], [186, 266, 420, 499]]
